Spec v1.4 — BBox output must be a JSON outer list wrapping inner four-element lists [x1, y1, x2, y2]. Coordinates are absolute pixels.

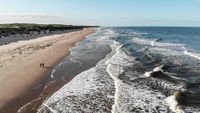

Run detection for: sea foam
[[183, 47, 200, 60], [165, 95, 185, 113]]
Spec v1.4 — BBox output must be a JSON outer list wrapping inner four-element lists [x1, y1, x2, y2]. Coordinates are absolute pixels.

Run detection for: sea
[[37, 27, 200, 113]]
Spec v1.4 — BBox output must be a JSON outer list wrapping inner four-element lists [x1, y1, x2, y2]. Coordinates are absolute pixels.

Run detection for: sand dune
[[0, 28, 94, 108]]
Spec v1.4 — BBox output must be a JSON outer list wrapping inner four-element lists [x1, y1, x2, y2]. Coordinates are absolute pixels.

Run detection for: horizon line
[[1, 22, 200, 28]]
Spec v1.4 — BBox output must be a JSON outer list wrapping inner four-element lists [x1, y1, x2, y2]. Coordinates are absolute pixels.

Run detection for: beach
[[1, 27, 200, 113], [0, 28, 95, 112]]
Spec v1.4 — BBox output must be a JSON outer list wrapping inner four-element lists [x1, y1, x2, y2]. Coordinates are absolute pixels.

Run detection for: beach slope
[[0, 28, 94, 109]]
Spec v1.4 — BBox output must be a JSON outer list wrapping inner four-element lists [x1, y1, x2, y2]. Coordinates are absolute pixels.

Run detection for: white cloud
[[0, 13, 69, 24], [0, 13, 62, 19]]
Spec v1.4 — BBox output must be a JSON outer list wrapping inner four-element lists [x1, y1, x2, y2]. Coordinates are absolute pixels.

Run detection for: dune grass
[[0, 23, 89, 37]]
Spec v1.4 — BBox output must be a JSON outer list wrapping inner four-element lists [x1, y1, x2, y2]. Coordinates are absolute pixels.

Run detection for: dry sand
[[0, 28, 95, 109]]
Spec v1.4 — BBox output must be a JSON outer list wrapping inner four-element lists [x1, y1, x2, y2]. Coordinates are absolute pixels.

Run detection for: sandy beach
[[0, 28, 95, 110]]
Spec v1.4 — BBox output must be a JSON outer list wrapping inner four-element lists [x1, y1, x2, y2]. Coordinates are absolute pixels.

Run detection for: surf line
[[151, 38, 161, 46], [165, 94, 185, 113], [144, 65, 165, 77], [50, 61, 66, 79], [106, 41, 123, 113], [40, 100, 58, 113], [183, 47, 200, 60]]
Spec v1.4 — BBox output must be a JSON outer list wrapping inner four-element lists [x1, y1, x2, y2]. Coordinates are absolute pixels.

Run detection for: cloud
[[0, 13, 69, 24], [0, 13, 62, 19]]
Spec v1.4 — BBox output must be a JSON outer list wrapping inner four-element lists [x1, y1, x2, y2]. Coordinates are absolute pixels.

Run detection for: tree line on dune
[[0, 23, 97, 38]]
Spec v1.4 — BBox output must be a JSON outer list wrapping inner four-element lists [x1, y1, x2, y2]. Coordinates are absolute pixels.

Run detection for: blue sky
[[0, 0, 200, 26]]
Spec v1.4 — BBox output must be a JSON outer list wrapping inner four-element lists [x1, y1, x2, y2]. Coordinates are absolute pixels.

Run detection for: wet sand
[[0, 28, 95, 113]]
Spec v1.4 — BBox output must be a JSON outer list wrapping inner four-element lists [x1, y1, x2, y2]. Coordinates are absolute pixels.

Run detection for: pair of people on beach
[[40, 63, 45, 68]]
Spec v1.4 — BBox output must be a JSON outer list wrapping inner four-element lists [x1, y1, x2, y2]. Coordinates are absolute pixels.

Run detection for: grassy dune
[[0, 23, 90, 38]]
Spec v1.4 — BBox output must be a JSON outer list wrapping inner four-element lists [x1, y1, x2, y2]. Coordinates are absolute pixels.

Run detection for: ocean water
[[38, 27, 200, 113]]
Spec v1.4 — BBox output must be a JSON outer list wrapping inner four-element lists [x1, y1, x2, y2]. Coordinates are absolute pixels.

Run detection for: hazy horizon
[[1, 0, 200, 27]]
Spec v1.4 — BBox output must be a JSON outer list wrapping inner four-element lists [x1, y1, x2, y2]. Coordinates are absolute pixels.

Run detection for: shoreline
[[16, 46, 111, 113], [0, 28, 95, 113]]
